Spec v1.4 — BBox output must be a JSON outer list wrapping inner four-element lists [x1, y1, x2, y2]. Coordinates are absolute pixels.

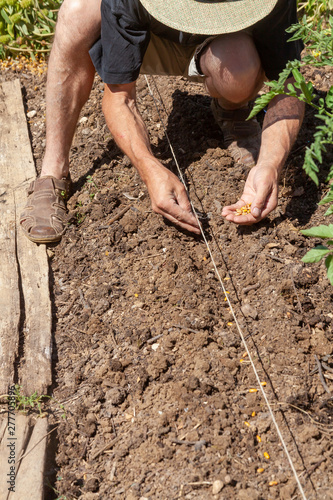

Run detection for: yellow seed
[[269, 481, 278, 486], [240, 358, 244, 363], [244, 421, 250, 427], [256, 435, 262, 443], [227, 322, 233, 326], [261, 381, 267, 386], [242, 352, 248, 358], [134, 293, 139, 297], [264, 452, 270, 459], [249, 388, 258, 393], [105, 251, 109, 256], [235, 203, 252, 217], [257, 468, 264, 473], [251, 411, 256, 417]]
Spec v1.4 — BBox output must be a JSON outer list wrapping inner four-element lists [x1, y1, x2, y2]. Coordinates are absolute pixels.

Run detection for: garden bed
[[1, 65, 333, 499]]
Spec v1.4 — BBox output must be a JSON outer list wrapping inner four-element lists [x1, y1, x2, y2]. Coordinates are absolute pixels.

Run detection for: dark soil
[[1, 62, 333, 500]]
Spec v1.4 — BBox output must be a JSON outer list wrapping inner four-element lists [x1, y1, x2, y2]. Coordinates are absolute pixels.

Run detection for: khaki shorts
[[140, 33, 216, 83]]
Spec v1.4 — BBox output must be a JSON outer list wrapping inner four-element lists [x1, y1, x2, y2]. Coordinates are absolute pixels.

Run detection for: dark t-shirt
[[90, 0, 303, 84]]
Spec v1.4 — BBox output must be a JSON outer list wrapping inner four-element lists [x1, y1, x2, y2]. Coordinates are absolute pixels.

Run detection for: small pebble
[[212, 480, 224, 494], [194, 439, 206, 451], [27, 110, 37, 118]]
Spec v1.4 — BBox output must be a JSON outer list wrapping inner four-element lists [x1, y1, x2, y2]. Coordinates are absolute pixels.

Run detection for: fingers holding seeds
[[222, 200, 259, 225]]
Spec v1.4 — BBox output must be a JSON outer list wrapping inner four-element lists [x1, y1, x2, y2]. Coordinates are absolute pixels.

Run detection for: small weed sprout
[[86, 174, 99, 200], [0, 385, 68, 419], [86, 174, 98, 189], [14, 384, 50, 416]]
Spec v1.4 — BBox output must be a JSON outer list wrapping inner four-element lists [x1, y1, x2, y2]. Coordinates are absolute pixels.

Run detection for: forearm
[[222, 79, 305, 224], [258, 78, 305, 173], [102, 82, 200, 233], [102, 83, 161, 183]]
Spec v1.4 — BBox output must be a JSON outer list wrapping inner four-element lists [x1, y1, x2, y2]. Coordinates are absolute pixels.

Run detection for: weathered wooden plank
[[0, 417, 8, 442], [0, 84, 21, 395], [0, 414, 32, 500], [13, 416, 48, 500], [0, 79, 52, 394], [16, 228, 52, 395]]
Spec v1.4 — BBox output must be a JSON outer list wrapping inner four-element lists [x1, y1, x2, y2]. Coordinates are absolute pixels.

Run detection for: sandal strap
[[27, 175, 71, 197], [20, 175, 72, 244]]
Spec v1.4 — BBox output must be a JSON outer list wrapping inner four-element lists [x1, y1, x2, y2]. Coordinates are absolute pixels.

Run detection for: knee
[[55, 0, 101, 50], [201, 33, 264, 106]]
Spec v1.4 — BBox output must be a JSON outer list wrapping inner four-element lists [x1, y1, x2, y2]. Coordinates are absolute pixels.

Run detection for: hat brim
[[140, 0, 279, 35]]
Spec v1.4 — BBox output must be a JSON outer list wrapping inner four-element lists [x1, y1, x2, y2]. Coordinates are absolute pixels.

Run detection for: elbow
[[102, 82, 136, 117]]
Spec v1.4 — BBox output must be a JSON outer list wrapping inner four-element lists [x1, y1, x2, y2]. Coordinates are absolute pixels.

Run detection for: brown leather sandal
[[20, 175, 72, 244], [211, 99, 261, 167]]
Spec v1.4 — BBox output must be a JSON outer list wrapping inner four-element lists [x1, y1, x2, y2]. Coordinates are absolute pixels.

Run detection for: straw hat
[[140, 0, 279, 35]]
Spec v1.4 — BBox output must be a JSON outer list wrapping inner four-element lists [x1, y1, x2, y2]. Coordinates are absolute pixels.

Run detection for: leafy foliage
[[297, 0, 333, 24], [0, 0, 62, 58], [300, 227, 333, 285]]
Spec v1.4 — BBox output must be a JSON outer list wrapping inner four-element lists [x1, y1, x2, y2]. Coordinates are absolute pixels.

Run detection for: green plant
[[249, 14, 333, 284], [1, 385, 68, 419], [86, 174, 97, 188], [0, 0, 62, 59], [288, 14, 333, 65], [86, 174, 99, 200], [76, 212, 85, 224], [13, 384, 50, 415], [297, 0, 333, 24], [300, 225, 333, 284]]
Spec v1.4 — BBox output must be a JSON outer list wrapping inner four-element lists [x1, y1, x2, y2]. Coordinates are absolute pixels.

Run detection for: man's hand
[[103, 83, 200, 235], [222, 80, 305, 226], [145, 163, 200, 234], [222, 164, 279, 225]]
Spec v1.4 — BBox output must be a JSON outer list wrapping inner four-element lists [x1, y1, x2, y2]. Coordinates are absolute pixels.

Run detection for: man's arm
[[102, 82, 200, 234], [222, 77, 305, 225]]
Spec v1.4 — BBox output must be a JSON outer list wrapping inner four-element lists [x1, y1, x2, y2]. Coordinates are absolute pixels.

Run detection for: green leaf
[[327, 240, 333, 246], [7, 22, 14, 38], [248, 91, 276, 119], [325, 255, 333, 285], [303, 150, 319, 186], [326, 86, 333, 109], [287, 82, 296, 92], [300, 224, 333, 239], [1, 8, 11, 25], [301, 245, 331, 263], [292, 68, 303, 84], [319, 190, 333, 205], [20, 22, 28, 35], [324, 205, 333, 216], [300, 80, 314, 103]]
